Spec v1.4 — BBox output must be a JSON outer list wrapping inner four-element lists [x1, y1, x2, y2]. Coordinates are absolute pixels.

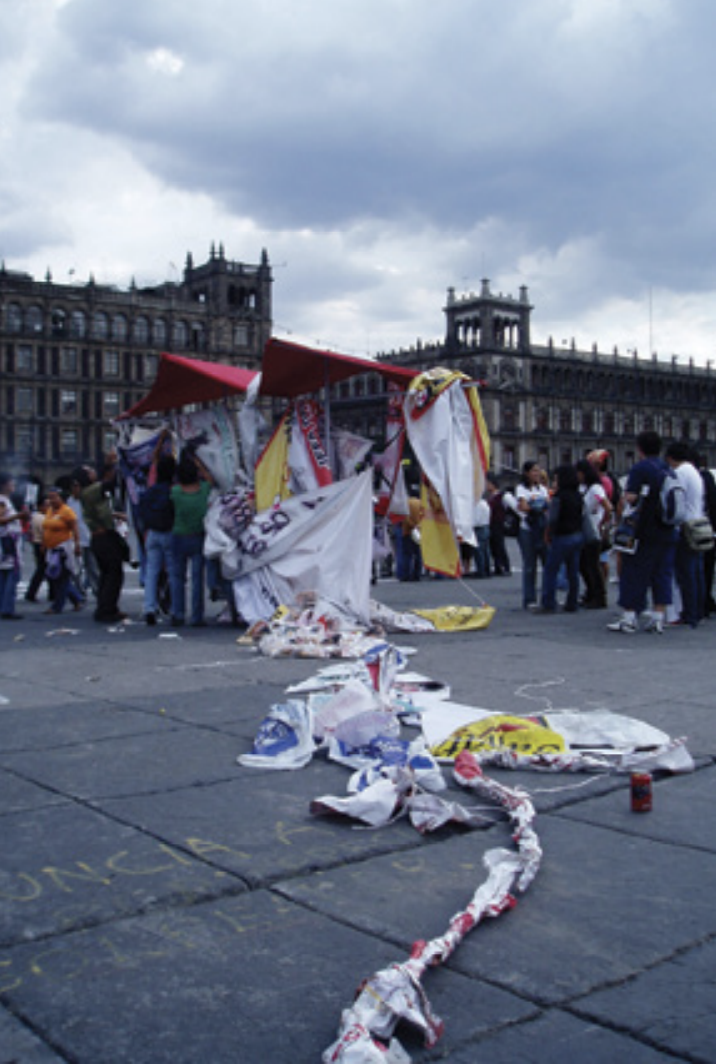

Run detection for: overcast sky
[[2, 0, 716, 366]]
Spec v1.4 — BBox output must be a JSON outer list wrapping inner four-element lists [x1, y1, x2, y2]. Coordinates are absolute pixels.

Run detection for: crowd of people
[[3, 431, 715, 635], [505, 434, 716, 631], [0, 442, 231, 628]]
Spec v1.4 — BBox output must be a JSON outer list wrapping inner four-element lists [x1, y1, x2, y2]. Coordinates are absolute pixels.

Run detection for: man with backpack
[[607, 431, 678, 635]]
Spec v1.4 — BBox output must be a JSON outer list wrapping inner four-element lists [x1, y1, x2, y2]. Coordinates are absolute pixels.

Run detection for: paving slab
[[0, 802, 246, 946], [440, 1007, 681, 1063], [0, 724, 238, 800], [278, 813, 716, 1006], [556, 761, 716, 853], [0, 767, 70, 814], [0, 890, 534, 1064], [0, 1005, 67, 1063], [572, 937, 716, 1063], [97, 762, 449, 887], [0, 700, 170, 754]]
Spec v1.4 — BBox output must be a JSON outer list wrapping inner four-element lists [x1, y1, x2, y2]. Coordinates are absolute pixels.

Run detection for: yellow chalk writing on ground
[[431, 714, 566, 761]]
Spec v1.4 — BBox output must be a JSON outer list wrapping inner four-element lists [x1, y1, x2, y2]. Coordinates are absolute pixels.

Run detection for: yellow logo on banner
[[431, 715, 566, 761]]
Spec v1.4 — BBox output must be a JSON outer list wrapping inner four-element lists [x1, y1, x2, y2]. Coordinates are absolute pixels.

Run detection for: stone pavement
[[1, 560, 715, 1062]]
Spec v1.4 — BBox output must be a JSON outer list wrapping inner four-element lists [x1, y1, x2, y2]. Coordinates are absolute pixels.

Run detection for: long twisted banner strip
[[322, 750, 542, 1063]]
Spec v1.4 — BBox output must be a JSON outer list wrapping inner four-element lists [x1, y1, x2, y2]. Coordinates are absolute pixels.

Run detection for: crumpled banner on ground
[[237, 700, 315, 770], [412, 604, 496, 631], [422, 704, 695, 773], [322, 756, 539, 1062]]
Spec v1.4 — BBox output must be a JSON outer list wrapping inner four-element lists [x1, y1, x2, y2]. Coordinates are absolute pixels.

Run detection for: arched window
[[5, 302, 22, 332], [26, 305, 43, 334], [70, 310, 86, 338], [111, 314, 128, 341], [173, 320, 188, 348], [93, 311, 109, 340], [153, 318, 167, 347], [133, 316, 149, 343]]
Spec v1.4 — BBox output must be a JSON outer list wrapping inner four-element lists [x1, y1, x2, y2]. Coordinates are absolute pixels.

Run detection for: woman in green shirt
[[170, 454, 212, 626]]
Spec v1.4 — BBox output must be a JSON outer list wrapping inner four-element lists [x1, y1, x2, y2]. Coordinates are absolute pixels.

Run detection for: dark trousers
[[579, 540, 606, 605], [26, 543, 48, 601], [91, 531, 126, 621]]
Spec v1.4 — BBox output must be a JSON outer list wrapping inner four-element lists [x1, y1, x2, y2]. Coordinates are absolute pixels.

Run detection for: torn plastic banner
[[322, 760, 539, 1062], [237, 700, 315, 770]]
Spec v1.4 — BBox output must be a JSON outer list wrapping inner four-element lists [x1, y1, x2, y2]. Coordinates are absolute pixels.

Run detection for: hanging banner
[[255, 412, 291, 512], [374, 383, 407, 515], [228, 471, 374, 623], [419, 478, 461, 577], [174, 404, 238, 492], [289, 399, 333, 494], [404, 368, 491, 554]]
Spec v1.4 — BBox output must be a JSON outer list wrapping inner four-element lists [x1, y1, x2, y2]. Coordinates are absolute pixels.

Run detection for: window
[[70, 310, 86, 338], [26, 305, 43, 334], [60, 429, 78, 457], [234, 323, 248, 348], [133, 316, 149, 343], [61, 389, 78, 415], [16, 345, 33, 371], [93, 312, 109, 340], [173, 320, 188, 348], [103, 430, 116, 452], [5, 303, 22, 332], [153, 318, 167, 346], [51, 308, 67, 337], [104, 350, 120, 376], [17, 387, 33, 412], [103, 391, 120, 416], [111, 314, 128, 341], [559, 409, 572, 432], [61, 347, 78, 374], [16, 426, 33, 454], [144, 354, 158, 380]]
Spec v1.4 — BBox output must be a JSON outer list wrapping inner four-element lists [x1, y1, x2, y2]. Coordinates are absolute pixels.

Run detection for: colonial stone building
[[0, 244, 272, 485], [333, 279, 716, 477]]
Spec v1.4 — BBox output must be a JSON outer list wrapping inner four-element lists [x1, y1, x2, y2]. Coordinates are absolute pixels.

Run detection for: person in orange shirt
[[42, 487, 84, 615]]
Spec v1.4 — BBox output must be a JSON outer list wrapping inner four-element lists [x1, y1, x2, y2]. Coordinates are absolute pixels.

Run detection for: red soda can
[[631, 771, 653, 812]]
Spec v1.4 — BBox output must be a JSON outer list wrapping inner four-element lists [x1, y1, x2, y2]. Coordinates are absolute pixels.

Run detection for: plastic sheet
[[237, 700, 315, 770]]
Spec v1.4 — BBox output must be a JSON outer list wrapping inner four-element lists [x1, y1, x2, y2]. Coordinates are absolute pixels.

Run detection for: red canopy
[[119, 352, 258, 418], [259, 338, 416, 397]]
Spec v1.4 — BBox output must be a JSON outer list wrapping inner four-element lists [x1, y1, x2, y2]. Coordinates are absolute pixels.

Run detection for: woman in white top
[[576, 460, 612, 608], [515, 461, 549, 608]]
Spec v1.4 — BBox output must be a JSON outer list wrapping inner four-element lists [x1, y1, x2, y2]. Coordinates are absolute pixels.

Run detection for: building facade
[[332, 280, 716, 477], [0, 244, 272, 485]]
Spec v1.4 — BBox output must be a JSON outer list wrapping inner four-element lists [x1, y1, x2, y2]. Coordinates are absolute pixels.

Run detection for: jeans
[[144, 530, 176, 616], [0, 568, 19, 615], [541, 532, 584, 610], [50, 561, 83, 613], [474, 526, 491, 577], [518, 526, 548, 607], [171, 533, 205, 624]]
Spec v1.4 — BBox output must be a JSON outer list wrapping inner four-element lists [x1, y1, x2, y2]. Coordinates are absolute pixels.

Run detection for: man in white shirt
[[665, 441, 706, 627]]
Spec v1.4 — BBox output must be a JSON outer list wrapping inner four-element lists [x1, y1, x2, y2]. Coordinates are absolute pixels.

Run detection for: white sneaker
[[644, 617, 664, 634], [607, 616, 637, 634]]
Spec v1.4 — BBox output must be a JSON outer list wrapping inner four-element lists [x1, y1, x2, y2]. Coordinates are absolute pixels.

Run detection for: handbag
[[682, 516, 715, 552]]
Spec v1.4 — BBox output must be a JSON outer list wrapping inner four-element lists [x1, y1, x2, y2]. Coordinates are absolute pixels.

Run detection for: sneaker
[[644, 617, 664, 634], [607, 616, 637, 634], [145, 612, 157, 626]]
